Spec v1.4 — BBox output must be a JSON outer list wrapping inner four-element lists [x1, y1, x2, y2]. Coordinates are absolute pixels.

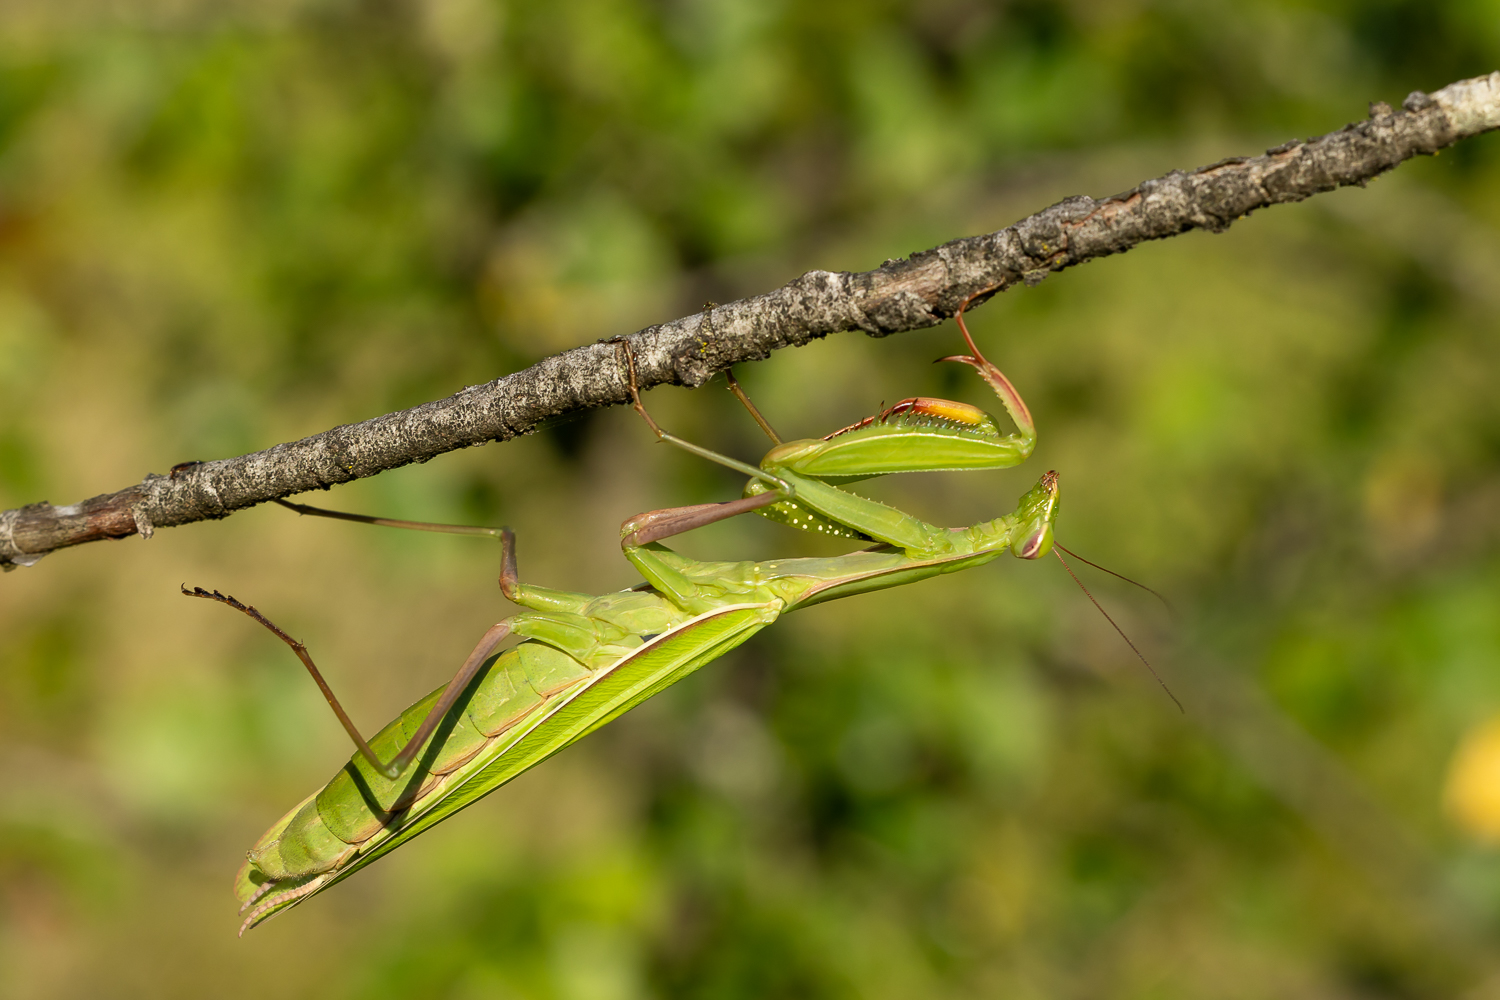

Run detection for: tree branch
[[5, 72, 1500, 569]]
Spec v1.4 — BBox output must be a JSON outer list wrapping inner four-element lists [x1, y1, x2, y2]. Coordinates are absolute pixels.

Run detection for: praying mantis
[[189, 304, 1108, 934]]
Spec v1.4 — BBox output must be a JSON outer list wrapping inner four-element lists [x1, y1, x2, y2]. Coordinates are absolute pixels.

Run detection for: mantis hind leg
[[182, 587, 513, 781], [191, 503, 601, 777], [274, 498, 505, 540], [273, 498, 594, 615]]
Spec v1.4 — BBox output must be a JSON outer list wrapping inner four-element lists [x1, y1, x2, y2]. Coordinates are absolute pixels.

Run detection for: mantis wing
[[239, 601, 779, 931]]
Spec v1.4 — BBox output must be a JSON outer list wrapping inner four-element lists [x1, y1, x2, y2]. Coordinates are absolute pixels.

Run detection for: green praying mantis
[[188, 302, 1162, 934]]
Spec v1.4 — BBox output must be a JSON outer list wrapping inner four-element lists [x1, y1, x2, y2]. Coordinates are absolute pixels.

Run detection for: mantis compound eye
[[1014, 518, 1054, 560]]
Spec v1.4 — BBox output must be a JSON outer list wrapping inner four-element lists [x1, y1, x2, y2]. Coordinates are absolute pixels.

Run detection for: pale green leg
[[274, 498, 595, 615], [618, 541, 738, 616]]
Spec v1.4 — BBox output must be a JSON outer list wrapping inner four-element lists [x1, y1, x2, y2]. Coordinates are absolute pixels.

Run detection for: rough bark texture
[[6, 72, 1500, 569]]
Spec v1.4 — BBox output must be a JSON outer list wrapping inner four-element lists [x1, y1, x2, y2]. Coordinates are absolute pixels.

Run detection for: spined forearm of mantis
[[189, 298, 1152, 935]]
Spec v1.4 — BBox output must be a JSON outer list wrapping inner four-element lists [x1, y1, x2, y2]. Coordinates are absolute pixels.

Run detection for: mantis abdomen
[[241, 638, 594, 883], [233, 591, 779, 932]]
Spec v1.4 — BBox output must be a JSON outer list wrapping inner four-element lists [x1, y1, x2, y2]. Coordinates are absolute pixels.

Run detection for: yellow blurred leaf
[[1444, 713, 1500, 842]]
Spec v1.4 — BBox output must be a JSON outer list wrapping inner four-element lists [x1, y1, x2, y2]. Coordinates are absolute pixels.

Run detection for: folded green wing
[[344, 601, 779, 871], [243, 601, 779, 930]]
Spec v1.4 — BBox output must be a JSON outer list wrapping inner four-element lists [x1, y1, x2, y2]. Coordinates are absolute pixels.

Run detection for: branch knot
[[0, 504, 47, 570]]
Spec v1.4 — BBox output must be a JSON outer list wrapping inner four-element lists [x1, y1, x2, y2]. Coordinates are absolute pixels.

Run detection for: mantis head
[[1011, 470, 1059, 559]]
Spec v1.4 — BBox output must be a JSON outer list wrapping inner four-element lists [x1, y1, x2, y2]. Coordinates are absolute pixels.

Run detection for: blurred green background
[[2, 0, 1500, 996]]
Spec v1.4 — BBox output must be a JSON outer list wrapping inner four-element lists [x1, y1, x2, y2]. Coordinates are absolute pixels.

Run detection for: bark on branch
[[6, 72, 1500, 569]]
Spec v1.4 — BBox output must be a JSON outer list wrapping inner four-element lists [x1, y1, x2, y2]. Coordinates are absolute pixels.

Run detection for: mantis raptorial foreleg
[[940, 290, 1035, 442], [614, 294, 1050, 560]]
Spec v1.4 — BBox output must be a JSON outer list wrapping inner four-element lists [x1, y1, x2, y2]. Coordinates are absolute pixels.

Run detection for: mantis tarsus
[[190, 304, 1151, 935]]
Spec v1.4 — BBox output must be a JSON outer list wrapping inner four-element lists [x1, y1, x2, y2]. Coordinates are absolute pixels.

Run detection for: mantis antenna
[[1051, 549, 1183, 713], [1055, 541, 1177, 620]]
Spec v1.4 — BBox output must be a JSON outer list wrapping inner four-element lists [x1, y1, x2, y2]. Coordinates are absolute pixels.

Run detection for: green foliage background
[[2, 1, 1500, 996]]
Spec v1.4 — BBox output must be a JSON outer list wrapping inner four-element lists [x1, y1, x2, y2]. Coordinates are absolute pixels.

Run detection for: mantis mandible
[[190, 303, 1075, 934]]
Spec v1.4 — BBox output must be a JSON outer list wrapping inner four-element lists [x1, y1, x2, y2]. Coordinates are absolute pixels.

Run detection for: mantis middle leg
[[187, 504, 600, 779]]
